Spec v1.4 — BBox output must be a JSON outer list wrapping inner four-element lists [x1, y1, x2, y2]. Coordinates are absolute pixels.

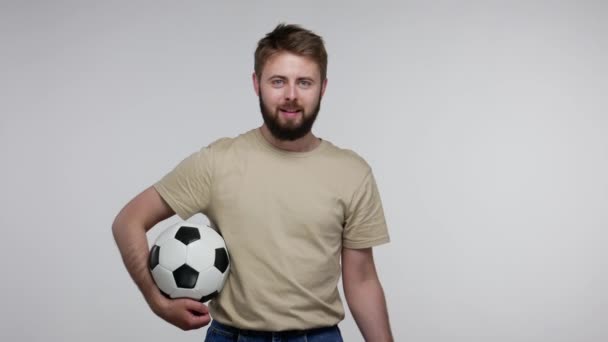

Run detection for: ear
[[252, 72, 260, 96], [320, 78, 328, 97]]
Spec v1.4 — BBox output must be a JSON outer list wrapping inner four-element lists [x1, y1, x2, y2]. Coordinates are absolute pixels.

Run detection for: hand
[[152, 296, 211, 331]]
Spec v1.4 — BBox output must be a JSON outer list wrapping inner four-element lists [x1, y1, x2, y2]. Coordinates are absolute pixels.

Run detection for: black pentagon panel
[[173, 264, 199, 288], [149, 245, 160, 270], [200, 291, 218, 303], [214, 248, 229, 273], [175, 226, 201, 245]]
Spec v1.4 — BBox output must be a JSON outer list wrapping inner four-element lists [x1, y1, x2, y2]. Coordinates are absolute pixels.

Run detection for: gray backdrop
[[1, 1, 606, 341]]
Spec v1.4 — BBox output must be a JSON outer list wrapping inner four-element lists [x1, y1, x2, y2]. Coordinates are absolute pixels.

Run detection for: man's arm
[[342, 247, 393, 342], [111, 186, 210, 330]]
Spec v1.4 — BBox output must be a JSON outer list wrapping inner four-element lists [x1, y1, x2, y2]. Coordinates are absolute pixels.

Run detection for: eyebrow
[[267, 75, 315, 83], [297, 77, 315, 83], [267, 75, 287, 81]]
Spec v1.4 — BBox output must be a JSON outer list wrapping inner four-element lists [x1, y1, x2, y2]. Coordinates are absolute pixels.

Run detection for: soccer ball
[[149, 222, 230, 302]]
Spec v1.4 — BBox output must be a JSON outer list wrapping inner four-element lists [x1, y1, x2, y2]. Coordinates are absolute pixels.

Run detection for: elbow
[[111, 211, 134, 241], [342, 270, 381, 300], [111, 215, 124, 241]]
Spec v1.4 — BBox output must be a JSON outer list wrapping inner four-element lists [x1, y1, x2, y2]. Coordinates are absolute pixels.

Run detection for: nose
[[284, 83, 297, 101]]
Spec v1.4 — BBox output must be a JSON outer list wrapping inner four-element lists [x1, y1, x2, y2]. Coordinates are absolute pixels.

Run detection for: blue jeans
[[204, 319, 344, 342]]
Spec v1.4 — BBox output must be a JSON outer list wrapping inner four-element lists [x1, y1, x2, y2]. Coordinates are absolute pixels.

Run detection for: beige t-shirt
[[154, 128, 389, 331]]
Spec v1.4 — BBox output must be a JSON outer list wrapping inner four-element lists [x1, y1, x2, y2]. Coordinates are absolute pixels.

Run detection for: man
[[112, 23, 393, 342]]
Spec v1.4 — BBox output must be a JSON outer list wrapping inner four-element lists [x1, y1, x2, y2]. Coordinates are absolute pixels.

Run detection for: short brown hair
[[254, 23, 328, 81]]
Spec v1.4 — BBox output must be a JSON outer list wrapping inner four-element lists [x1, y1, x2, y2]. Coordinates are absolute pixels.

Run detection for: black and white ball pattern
[[149, 222, 230, 302]]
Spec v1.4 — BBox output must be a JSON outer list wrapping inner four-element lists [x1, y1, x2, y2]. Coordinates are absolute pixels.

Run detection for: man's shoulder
[[205, 129, 256, 151], [323, 140, 372, 173], [207, 136, 235, 150]]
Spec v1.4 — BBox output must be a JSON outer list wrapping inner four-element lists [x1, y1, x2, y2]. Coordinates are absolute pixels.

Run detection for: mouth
[[279, 108, 302, 118]]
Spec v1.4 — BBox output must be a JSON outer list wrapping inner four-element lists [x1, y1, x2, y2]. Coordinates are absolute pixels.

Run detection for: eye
[[271, 79, 285, 87], [298, 80, 312, 88]]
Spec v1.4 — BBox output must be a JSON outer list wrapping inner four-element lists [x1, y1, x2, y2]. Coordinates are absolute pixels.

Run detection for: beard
[[259, 90, 322, 141]]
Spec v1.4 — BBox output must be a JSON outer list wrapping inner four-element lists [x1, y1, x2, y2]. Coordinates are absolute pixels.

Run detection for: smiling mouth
[[280, 108, 302, 116]]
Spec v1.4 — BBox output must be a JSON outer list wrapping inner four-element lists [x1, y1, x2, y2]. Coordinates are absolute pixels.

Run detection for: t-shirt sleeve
[[343, 170, 390, 249], [153, 147, 213, 220]]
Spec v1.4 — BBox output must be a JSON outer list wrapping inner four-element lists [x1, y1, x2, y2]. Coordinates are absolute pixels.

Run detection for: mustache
[[279, 101, 303, 111]]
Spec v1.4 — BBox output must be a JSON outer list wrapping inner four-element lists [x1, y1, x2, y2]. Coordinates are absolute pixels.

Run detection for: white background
[[1, 1, 607, 341]]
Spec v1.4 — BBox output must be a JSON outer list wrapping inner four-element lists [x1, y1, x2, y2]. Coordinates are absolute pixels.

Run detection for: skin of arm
[[342, 247, 394, 342], [112, 186, 210, 330]]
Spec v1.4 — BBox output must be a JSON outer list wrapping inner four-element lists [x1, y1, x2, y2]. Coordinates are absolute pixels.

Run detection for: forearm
[[112, 220, 164, 311], [344, 277, 393, 342]]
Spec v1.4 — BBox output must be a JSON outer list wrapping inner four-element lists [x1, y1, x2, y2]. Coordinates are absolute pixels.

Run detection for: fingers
[[182, 307, 210, 330], [180, 299, 210, 330], [160, 298, 211, 331], [178, 314, 210, 331], [188, 312, 211, 329], [184, 299, 209, 315]]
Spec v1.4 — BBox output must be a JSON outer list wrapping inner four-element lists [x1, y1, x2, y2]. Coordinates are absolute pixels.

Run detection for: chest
[[209, 155, 349, 243]]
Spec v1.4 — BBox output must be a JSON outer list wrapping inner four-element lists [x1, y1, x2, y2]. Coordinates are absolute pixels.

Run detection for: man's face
[[254, 52, 327, 141]]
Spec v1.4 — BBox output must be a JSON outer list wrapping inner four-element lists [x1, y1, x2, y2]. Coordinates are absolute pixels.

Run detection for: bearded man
[[112, 23, 393, 342]]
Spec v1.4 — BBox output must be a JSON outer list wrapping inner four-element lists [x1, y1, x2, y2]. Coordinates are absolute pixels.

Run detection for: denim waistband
[[210, 319, 338, 337]]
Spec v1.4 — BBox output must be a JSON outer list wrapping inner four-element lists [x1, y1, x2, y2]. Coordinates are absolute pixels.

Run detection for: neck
[[259, 125, 321, 152]]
